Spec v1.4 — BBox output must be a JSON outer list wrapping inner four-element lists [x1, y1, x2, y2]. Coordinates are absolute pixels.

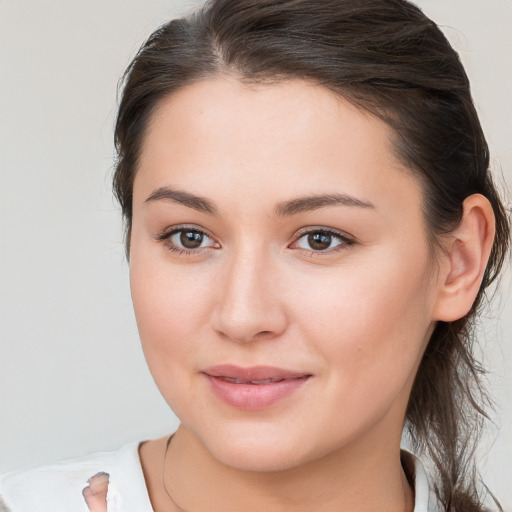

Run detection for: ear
[[432, 194, 496, 322]]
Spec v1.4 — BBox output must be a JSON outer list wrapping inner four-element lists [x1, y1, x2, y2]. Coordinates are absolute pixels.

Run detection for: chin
[[211, 440, 307, 473], [191, 421, 327, 473]]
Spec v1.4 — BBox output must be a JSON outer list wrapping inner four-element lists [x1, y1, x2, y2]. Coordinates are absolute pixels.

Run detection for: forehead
[[141, 77, 394, 171], [134, 77, 423, 219]]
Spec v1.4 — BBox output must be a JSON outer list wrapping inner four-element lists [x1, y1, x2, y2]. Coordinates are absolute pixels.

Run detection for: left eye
[[293, 230, 349, 252]]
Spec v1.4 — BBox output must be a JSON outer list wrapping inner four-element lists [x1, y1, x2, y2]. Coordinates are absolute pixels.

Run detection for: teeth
[[219, 377, 284, 384]]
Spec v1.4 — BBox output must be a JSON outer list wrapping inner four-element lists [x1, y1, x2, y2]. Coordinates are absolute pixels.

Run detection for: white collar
[[1, 442, 441, 511], [401, 449, 441, 512], [105, 444, 440, 512]]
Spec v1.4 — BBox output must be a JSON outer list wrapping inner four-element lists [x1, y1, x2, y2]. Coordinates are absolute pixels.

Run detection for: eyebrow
[[274, 193, 375, 217], [145, 187, 218, 215], [144, 187, 374, 216]]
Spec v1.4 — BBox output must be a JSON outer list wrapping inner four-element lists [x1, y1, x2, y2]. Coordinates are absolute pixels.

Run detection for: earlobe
[[433, 194, 496, 322]]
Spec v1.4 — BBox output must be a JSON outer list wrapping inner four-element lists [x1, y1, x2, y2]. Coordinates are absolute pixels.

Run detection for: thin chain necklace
[[162, 434, 188, 512], [161, 434, 413, 512]]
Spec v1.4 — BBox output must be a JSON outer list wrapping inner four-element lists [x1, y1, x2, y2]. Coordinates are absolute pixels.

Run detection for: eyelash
[[156, 225, 219, 255], [290, 227, 355, 255], [156, 225, 355, 255]]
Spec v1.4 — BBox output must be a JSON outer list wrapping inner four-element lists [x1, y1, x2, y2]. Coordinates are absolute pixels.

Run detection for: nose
[[212, 248, 288, 343]]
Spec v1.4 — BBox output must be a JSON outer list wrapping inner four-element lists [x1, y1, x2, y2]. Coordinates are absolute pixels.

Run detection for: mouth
[[216, 376, 294, 384], [202, 365, 312, 410]]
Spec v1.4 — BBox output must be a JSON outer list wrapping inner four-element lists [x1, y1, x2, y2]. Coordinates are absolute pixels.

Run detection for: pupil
[[308, 232, 331, 250], [180, 231, 203, 249]]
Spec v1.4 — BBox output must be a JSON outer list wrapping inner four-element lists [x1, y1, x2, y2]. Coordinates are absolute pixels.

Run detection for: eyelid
[[289, 226, 356, 252], [154, 224, 355, 255], [156, 224, 220, 253]]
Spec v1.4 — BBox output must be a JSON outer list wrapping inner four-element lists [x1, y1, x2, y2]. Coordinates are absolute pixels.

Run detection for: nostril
[[219, 328, 279, 344]]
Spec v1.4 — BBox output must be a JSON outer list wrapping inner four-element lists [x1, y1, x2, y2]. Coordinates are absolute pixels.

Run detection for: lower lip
[[204, 375, 310, 410]]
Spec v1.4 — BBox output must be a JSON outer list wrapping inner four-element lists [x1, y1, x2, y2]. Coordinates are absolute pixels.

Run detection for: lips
[[202, 365, 311, 410]]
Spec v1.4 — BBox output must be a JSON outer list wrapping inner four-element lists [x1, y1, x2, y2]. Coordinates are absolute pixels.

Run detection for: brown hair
[[113, 1, 510, 509]]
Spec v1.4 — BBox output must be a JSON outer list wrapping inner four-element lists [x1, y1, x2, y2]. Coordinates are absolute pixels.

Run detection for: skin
[[82, 472, 109, 512], [126, 77, 494, 512]]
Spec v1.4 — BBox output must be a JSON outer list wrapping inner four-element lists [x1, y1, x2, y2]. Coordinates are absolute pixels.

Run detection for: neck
[[150, 426, 414, 512]]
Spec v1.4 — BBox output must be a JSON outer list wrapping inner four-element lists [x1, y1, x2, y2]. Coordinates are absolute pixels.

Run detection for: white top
[[0, 442, 441, 512]]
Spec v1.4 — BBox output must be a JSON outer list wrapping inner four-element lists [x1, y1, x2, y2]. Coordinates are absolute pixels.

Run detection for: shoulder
[[0, 442, 153, 512]]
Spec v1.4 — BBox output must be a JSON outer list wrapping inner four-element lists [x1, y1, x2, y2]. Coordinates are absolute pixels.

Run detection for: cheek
[[129, 249, 213, 375], [293, 250, 434, 400], [129, 259, 217, 418]]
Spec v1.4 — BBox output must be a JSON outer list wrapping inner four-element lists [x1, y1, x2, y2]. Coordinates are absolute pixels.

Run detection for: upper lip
[[202, 365, 311, 381]]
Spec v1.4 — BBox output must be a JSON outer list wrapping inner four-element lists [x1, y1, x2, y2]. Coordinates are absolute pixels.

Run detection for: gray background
[[1, 0, 510, 508]]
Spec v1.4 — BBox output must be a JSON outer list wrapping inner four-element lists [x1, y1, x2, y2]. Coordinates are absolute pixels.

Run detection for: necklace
[[162, 434, 188, 512], [161, 434, 414, 512]]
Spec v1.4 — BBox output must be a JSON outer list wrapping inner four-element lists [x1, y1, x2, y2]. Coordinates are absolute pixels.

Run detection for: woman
[[1, 0, 509, 511]]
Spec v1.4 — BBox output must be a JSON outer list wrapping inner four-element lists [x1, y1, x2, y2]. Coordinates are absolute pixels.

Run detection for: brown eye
[[292, 229, 352, 253], [307, 232, 332, 251], [164, 228, 218, 253], [180, 230, 204, 249]]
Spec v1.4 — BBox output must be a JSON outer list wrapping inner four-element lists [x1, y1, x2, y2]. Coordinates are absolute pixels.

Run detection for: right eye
[[159, 227, 220, 254]]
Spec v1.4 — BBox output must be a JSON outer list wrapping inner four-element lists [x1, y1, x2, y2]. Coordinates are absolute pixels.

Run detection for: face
[[130, 78, 441, 472]]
